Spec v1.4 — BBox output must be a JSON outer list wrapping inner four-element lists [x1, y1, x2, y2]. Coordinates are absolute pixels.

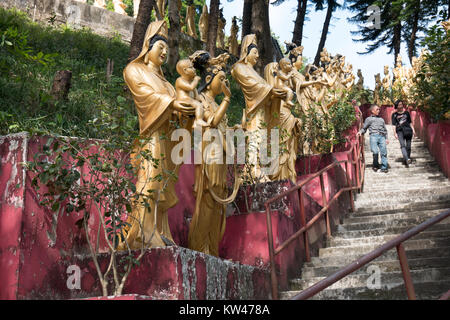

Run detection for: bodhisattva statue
[[199, 4, 209, 42], [119, 21, 195, 250], [228, 16, 239, 57], [381, 65, 392, 105], [264, 59, 302, 182], [284, 43, 325, 156], [373, 73, 382, 106], [356, 69, 364, 91], [186, 4, 198, 39], [187, 51, 240, 257], [217, 17, 226, 49], [231, 34, 286, 182]]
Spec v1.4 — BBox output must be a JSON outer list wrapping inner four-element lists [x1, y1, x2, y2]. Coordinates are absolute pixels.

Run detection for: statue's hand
[[271, 88, 287, 99], [172, 101, 196, 115], [222, 80, 231, 98]]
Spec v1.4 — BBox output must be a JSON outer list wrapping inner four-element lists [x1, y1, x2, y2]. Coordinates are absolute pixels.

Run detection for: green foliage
[[412, 22, 450, 121], [0, 7, 133, 138]]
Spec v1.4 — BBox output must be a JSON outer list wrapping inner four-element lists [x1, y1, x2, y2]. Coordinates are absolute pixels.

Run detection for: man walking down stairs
[[281, 125, 450, 299]]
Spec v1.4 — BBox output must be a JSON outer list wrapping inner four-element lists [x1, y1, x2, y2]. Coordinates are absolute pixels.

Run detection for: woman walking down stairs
[[281, 125, 450, 299]]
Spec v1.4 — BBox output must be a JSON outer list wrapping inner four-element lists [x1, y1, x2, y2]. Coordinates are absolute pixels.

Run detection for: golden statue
[[356, 69, 364, 91], [264, 60, 302, 182], [373, 73, 382, 105], [186, 4, 198, 39], [228, 16, 239, 57], [381, 65, 392, 105], [231, 34, 285, 182], [187, 51, 240, 257], [199, 4, 209, 42], [119, 21, 195, 250], [217, 17, 226, 49], [320, 48, 331, 66]]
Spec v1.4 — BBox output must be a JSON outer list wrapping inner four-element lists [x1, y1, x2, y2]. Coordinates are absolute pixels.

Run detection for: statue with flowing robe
[[186, 4, 198, 39], [119, 21, 195, 250], [231, 34, 285, 182], [199, 4, 209, 42], [228, 16, 239, 57], [188, 51, 240, 257], [264, 61, 301, 182], [217, 17, 226, 49]]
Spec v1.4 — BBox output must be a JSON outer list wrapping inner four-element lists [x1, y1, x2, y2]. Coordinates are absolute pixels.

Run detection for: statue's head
[[191, 50, 230, 94], [145, 35, 168, 66], [279, 58, 292, 73], [176, 59, 196, 79], [245, 44, 259, 66]]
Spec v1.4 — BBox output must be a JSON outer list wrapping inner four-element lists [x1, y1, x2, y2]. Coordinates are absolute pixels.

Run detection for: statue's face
[[147, 40, 168, 66], [246, 47, 259, 66]]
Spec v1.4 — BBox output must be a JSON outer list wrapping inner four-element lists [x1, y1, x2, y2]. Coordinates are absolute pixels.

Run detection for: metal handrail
[[291, 209, 450, 300], [264, 132, 366, 300]]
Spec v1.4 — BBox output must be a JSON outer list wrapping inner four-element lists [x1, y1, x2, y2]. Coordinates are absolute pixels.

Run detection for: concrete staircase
[[281, 125, 450, 299]]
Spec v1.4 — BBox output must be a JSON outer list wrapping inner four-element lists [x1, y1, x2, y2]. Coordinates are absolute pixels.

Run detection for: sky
[[208, 0, 417, 89]]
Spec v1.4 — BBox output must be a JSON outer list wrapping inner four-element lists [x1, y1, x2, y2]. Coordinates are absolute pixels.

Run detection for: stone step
[[344, 208, 447, 225], [318, 236, 450, 257], [300, 256, 450, 279], [364, 183, 450, 193], [308, 246, 450, 267], [364, 166, 442, 176], [290, 267, 450, 292], [328, 229, 450, 247], [333, 221, 450, 239], [354, 192, 450, 210], [337, 215, 450, 232], [353, 200, 450, 217], [280, 279, 450, 300]]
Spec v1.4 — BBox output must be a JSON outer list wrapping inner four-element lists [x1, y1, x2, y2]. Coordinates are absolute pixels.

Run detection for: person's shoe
[[404, 160, 409, 168], [407, 158, 412, 165], [380, 168, 389, 173], [372, 166, 379, 172]]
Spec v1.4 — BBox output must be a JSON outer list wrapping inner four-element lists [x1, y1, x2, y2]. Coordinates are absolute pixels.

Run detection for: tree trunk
[[393, 21, 402, 67], [241, 0, 253, 41], [51, 70, 72, 101], [251, 0, 274, 74], [314, 1, 334, 66], [167, 0, 180, 69], [207, 0, 220, 56], [408, 1, 420, 63], [128, 0, 155, 63], [292, 0, 308, 46]]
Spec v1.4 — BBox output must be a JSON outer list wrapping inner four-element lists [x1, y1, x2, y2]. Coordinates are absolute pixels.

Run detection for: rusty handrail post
[[298, 188, 311, 262], [319, 173, 331, 237], [396, 243, 416, 300], [265, 205, 279, 300], [345, 160, 355, 212]]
